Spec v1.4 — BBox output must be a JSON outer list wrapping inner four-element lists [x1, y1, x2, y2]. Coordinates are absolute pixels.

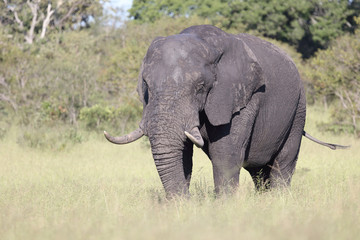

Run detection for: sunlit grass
[[0, 106, 359, 239]]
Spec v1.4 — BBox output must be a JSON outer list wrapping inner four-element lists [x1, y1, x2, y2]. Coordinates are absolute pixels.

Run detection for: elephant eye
[[196, 81, 205, 92]]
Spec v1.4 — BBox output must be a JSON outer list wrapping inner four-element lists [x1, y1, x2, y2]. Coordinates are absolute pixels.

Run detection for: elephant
[[104, 25, 347, 196]]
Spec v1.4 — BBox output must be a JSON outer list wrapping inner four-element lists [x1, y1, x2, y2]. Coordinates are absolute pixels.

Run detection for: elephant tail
[[302, 131, 350, 150]]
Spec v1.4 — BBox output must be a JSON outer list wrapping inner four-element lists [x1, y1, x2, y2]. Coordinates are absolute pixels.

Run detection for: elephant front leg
[[211, 153, 242, 194], [207, 121, 248, 194], [206, 95, 260, 194]]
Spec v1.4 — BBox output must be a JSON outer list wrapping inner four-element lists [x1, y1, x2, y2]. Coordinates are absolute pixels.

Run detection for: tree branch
[[25, 0, 40, 44], [6, 1, 24, 30], [40, 3, 55, 39], [55, 0, 83, 28], [0, 93, 18, 111], [335, 90, 348, 109]]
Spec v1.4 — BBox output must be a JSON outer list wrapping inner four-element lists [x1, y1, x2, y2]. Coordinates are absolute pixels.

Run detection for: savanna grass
[[0, 106, 359, 240]]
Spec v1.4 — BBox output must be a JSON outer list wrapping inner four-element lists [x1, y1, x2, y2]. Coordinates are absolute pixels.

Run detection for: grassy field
[[0, 106, 359, 240]]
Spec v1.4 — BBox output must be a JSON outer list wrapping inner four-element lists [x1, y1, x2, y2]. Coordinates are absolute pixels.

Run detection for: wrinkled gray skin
[[105, 25, 344, 196]]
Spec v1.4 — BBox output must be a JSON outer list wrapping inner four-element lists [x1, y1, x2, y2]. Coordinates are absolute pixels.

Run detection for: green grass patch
[[0, 106, 359, 239]]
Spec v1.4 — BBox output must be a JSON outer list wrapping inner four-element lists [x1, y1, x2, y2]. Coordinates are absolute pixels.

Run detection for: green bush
[[80, 104, 114, 129], [2, 6, 359, 149], [79, 100, 142, 133], [304, 20, 360, 136]]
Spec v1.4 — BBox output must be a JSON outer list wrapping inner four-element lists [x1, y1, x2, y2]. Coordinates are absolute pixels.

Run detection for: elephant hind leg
[[247, 94, 306, 191], [248, 127, 302, 191], [269, 99, 306, 188], [268, 132, 303, 188]]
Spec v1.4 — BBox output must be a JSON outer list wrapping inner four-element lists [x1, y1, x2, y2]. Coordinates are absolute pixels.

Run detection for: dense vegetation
[[130, 0, 360, 57], [0, 0, 360, 150]]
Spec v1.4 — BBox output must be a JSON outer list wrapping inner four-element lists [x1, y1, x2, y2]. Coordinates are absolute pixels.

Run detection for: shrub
[[305, 19, 360, 136], [80, 104, 114, 129]]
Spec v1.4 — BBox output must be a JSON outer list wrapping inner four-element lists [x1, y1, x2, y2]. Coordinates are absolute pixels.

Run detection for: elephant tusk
[[185, 127, 204, 148], [104, 128, 144, 144]]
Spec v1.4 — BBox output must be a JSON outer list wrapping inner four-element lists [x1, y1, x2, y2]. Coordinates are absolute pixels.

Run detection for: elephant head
[[104, 25, 264, 196]]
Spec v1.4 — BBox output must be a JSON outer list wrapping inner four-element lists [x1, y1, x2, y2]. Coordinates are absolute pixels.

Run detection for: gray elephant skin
[[104, 25, 346, 196]]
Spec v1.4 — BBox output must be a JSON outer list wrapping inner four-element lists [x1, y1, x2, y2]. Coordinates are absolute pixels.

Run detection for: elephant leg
[[207, 95, 260, 194], [212, 153, 242, 194], [207, 118, 245, 194], [269, 132, 302, 188], [269, 100, 306, 188]]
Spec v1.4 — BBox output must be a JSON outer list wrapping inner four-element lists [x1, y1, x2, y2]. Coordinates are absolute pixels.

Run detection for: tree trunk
[[40, 3, 55, 39], [25, 0, 40, 44]]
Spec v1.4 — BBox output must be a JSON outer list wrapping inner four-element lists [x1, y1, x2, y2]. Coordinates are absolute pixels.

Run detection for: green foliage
[[80, 104, 113, 129], [0, 13, 217, 148], [129, 0, 195, 22], [129, 0, 238, 28], [230, 0, 311, 41], [1, 1, 359, 148], [0, 0, 106, 44], [305, 26, 360, 136], [79, 102, 141, 131], [0, 30, 103, 127], [129, 0, 359, 58], [230, 0, 357, 57]]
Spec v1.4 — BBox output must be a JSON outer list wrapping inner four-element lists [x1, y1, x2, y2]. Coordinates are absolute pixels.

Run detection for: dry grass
[[0, 106, 359, 240]]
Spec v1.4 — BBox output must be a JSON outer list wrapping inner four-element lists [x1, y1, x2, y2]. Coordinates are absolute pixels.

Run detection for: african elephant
[[104, 25, 347, 196]]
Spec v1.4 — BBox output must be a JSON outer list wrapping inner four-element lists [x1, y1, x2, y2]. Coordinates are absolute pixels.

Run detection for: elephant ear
[[137, 36, 165, 107], [136, 60, 147, 107], [204, 37, 265, 126]]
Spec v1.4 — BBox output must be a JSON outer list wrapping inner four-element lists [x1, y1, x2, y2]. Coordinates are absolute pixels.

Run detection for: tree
[[129, 0, 359, 58], [305, 19, 360, 135], [129, 0, 230, 26], [227, 0, 357, 58], [0, 0, 106, 44], [0, 31, 31, 113], [130, 0, 191, 22]]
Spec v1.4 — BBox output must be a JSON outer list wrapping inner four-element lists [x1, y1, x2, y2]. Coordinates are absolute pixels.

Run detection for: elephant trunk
[[147, 117, 193, 197], [152, 146, 192, 196]]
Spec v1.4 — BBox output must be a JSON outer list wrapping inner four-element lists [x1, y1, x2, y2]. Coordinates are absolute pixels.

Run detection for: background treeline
[[0, 0, 359, 149]]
